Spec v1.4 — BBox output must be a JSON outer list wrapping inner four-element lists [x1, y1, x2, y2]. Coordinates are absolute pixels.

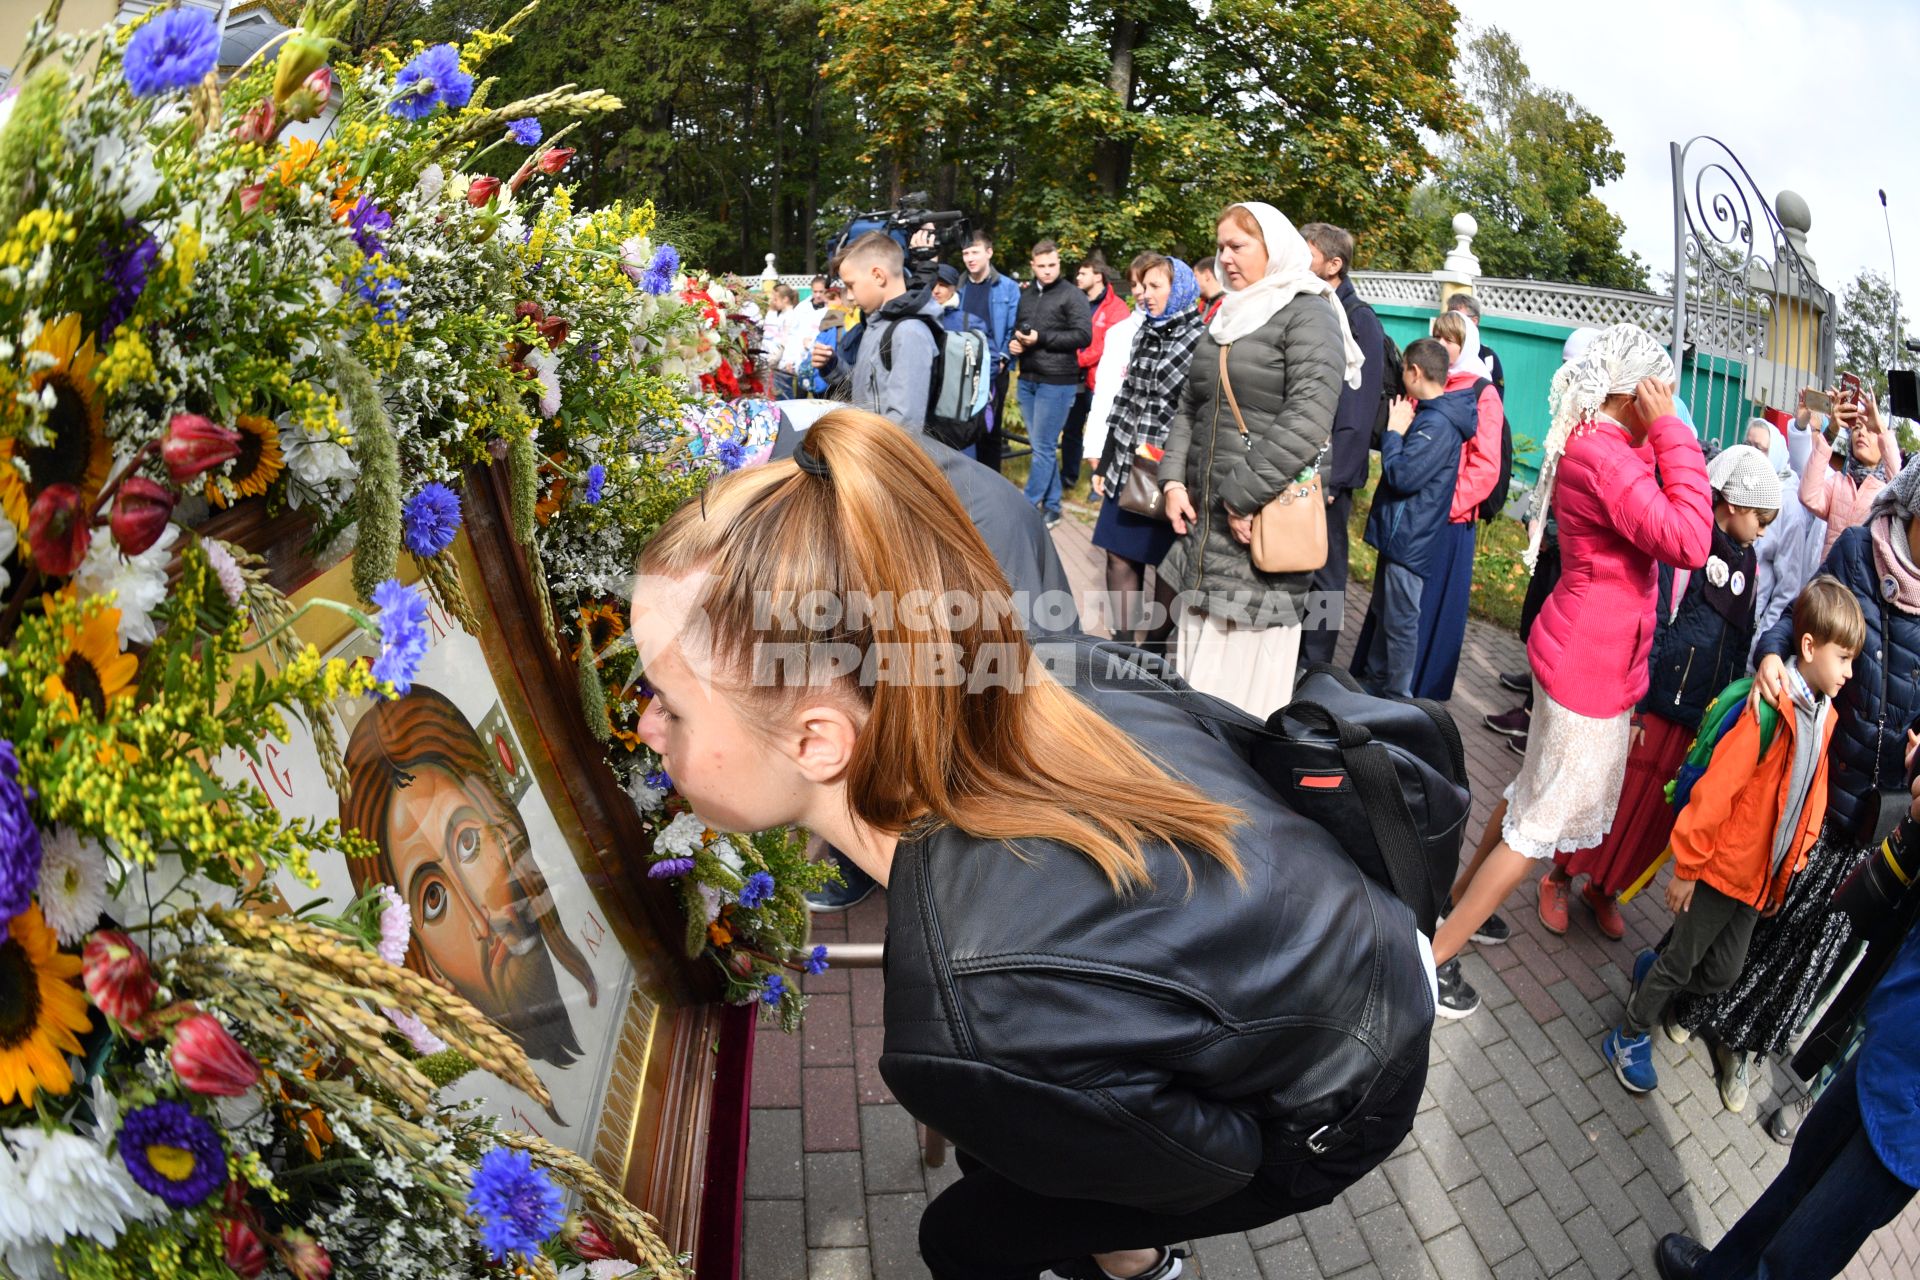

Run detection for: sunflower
[[0, 904, 90, 1105], [0, 314, 110, 535], [204, 414, 284, 509], [43, 601, 138, 724], [571, 601, 626, 665]]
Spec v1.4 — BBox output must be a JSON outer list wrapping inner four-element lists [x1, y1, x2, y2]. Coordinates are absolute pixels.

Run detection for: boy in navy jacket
[[1354, 338, 1481, 697]]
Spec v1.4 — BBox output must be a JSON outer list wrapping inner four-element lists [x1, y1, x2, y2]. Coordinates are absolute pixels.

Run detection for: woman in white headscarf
[[1155, 202, 1364, 716], [1431, 324, 1713, 1019]]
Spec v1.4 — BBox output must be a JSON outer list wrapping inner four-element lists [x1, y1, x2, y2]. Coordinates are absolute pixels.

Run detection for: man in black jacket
[[1300, 223, 1386, 666], [1011, 239, 1092, 529]]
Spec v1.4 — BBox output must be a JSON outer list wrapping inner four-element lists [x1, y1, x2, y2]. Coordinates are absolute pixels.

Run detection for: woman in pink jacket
[[1802, 391, 1900, 560], [1429, 324, 1714, 1018]]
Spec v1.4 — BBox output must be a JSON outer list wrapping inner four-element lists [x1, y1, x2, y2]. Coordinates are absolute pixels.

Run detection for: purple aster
[[737, 871, 775, 909], [122, 7, 220, 98], [101, 229, 160, 338], [119, 1100, 227, 1207], [582, 463, 606, 505], [467, 1148, 565, 1261], [761, 973, 787, 1005], [402, 482, 462, 556], [0, 740, 40, 943], [647, 856, 695, 880], [639, 243, 680, 296], [805, 945, 829, 976], [507, 117, 542, 146], [347, 196, 392, 258], [716, 438, 747, 472], [369, 579, 430, 696], [389, 44, 473, 121]]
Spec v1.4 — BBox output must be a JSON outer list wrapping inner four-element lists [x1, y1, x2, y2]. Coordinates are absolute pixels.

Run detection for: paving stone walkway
[[740, 509, 1920, 1280]]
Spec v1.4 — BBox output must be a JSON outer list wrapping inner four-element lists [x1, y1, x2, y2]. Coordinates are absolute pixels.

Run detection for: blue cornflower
[[645, 767, 672, 792], [347, 196, 392, 258], [389, 44, 473, 121], [805, 945, 829, 976], [355, 265, 407, 326], [582, 463, 606, 505], [647, 856, 695, 880], [122, 7, 220, 98], [507, 117, 542, 146], [467, 1148, 565, 1261], [761, 973, 787, 1005], [716, 438, 747, 472], [369, 579, 430, 697], [402, 482, 462, 556], [102, 229, 160, 338], [639, 243, 680, 296], [738, 871, 776, 909]]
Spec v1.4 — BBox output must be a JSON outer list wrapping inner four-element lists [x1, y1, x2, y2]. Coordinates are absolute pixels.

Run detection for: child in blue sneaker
[[1602, 575, 1861, 1094]]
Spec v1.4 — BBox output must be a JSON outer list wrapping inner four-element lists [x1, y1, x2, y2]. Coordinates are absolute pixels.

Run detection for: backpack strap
[[878, 310, 948, 378]]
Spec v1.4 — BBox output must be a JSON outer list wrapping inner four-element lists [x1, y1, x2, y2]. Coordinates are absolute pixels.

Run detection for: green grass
[[1345, 455, 1530, 633]]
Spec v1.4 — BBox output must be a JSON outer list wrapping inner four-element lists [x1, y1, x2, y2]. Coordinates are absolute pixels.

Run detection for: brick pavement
[[741, 509, 1920, 1279]]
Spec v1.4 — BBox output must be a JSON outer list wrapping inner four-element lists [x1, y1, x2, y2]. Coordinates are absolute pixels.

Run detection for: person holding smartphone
[[1010, 239, 1093, 529], [1802, 377, 1900, 561]]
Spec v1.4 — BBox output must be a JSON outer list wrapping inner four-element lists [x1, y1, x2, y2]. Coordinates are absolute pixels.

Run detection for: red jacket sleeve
[[1607, 413, 1713, 570], [1451, 385, 1504, 518]]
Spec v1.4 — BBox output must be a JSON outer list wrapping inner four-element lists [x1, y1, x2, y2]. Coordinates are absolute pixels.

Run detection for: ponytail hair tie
[[795, 442, 832, 480]]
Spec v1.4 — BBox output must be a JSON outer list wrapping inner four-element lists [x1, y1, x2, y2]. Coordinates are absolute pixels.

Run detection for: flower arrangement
[[0, 0, 827, 1275]]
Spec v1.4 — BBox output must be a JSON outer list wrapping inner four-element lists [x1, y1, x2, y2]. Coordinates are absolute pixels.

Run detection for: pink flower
[[170, 1011, 262, 1097], [161, 414, 241, 484], [466, 175, 501, 207], [375, 884, 409, 966], [109, 476, 175, 556], [382, 1007, 446, 1055], [83, 929, 156, 1028], [238, 181, 266, 215], [26, 484, 91, 577], [233, 98, 275, 145], [277, 1230, 332, 1280], [223, 1219, 268, 1279], [202, 538, 247, 607], [537, 146, 575, 175]]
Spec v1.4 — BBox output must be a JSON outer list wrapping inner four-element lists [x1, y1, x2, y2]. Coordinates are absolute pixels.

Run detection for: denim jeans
[[1018, 379, 1080, 519], [1699, 1059, 1915, 1279], [1356, 560, 1423, 698]]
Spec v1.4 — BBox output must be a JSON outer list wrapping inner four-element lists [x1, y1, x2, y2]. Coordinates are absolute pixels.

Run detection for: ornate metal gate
[[1670, 137, 1834, 446]]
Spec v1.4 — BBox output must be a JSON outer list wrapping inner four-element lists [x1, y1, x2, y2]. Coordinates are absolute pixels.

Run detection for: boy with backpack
[[1352, 338, 1480, 699], [1602, 574, 1864, 1095]]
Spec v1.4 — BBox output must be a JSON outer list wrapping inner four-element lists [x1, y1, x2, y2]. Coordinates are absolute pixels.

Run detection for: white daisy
[[34, 825, 109, 946], [72, 524, 180, 646]]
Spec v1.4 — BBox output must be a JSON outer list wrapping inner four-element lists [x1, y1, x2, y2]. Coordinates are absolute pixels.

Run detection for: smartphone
[[1803, 389, 1833, 414], [1840, 372, 1866, 406]]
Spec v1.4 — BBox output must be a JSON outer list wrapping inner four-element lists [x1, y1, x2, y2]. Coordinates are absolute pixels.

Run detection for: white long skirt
[[1174, 607, 1300, 720]]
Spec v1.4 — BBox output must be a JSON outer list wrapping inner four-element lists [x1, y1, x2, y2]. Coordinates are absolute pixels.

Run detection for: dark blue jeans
[[1018, 379, 1080, 520], [1699, 1059, 1914, 1279]]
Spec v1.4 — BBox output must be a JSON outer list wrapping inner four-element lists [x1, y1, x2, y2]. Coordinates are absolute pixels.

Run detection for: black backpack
[[1071, 641, 1470, 935], [878, 311, 991, 451], [1369, 334, 1405, 449], [1474, 375, 1514, 522]]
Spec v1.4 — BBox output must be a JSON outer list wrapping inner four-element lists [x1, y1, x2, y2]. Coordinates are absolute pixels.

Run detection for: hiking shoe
[[1583, 883, 1627, 940], [1507, 734, 1528, 756], [1498, 669, 1530, 695], [1654, 1233, 1709, 1280], [1538, 873, 1572, 935], [1485, 706, 1531, 738], [1661, 1007, 1691, 1046], [1714, 1044, 1751, 1113], [1603, 1025, 1659, 1093], [1765, 1094, 1811, 1145], [1435, 958, 1481, 1019]]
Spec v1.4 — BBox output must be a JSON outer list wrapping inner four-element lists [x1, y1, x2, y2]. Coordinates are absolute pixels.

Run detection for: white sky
[[1453, 0, 1920, 312]]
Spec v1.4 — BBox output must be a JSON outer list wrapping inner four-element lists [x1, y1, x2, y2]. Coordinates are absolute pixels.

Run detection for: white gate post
[[1434, 213, 1480, 312]]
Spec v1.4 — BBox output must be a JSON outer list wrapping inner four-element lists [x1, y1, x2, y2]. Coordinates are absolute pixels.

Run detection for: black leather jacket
[[877, 639, 1434, 1215]]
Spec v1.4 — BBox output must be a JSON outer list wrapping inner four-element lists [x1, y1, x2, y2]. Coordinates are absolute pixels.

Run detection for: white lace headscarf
[[1525, 323, 1678, 569]]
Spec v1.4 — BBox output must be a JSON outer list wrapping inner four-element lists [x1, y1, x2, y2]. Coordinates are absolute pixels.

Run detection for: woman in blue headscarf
[[1091, 253, 1204, 645]]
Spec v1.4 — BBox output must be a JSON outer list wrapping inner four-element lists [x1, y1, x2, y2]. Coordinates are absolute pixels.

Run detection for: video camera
[[823, 192, 971, 272]]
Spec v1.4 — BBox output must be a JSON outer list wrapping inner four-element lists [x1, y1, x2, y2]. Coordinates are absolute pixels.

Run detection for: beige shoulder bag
[[1216, 343, 1327, 574]]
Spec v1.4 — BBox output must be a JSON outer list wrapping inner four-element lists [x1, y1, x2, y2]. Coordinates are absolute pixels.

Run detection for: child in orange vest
[[1602, 575, 1864, 1097]]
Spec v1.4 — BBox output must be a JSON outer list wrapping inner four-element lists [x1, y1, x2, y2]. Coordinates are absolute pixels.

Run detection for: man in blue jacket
[[959, 231, 1021, 473], [1353, 338, 1478, 698], [1301, 222, 1386, 666]]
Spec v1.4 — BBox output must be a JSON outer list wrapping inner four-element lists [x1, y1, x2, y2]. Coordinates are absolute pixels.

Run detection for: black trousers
[[1060, 387, 1092, 488], [915, 1059, 1426, 1280], [1300, 488, 1354, 667], [977, 368, 1010, 473], [1513, 525, 1562, 710]]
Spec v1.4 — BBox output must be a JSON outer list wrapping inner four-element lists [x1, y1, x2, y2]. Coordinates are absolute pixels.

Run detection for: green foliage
[[1409, 26, 1646, 289], [1833, 268, 1913, 407]]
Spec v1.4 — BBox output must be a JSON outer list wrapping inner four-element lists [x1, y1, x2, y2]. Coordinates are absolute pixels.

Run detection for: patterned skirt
[[1671, 829, 1868, 1056]]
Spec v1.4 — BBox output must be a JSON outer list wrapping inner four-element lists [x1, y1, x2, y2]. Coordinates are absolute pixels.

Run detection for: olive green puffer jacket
[[1156, 294, 1345, 621]]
